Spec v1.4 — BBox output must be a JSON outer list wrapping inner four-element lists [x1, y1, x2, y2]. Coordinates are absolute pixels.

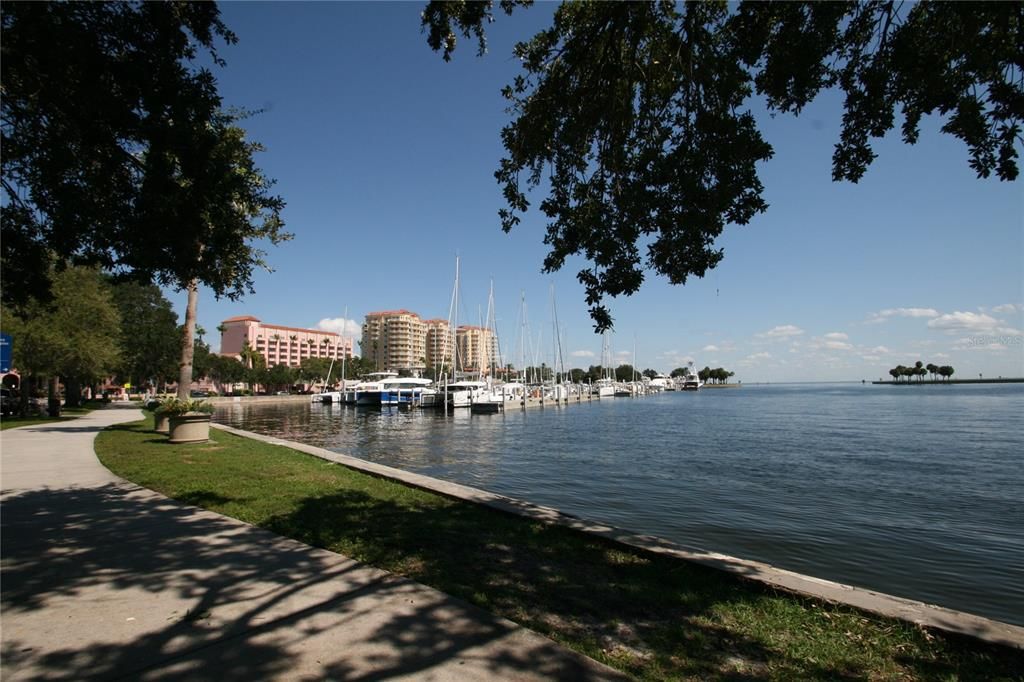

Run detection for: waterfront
[[214, 383, 1024, 626]]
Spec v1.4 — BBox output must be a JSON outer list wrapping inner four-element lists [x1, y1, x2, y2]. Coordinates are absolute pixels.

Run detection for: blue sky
[[174, 2, 1023, 382]]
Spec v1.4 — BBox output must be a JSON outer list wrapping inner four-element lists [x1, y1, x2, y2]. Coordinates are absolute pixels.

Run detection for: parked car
[[1, 388, 14, 416]]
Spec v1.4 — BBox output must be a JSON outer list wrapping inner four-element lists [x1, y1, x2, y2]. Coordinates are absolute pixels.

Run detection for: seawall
[[212, 421, 1023, 649]]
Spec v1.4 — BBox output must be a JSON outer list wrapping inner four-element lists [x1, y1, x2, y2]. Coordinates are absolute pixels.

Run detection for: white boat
[[648, 375, 671, 392], [442, 380, 487, 409], [380, 377, 438, 407], [315, 389, 343, 404], [471, 381, 526, 413], [354, 371, 400, 406], [681, 365, 703, 391], [593, 377, 615, 398]]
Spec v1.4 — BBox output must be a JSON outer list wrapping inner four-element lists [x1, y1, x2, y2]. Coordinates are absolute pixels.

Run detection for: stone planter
[[167, 413, 212, 444], [154, 412, 170, 433]]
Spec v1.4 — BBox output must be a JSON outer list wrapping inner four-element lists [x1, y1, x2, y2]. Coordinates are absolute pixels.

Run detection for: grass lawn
[[95, 417, 1023, 681], [0, 401, 104, 430]]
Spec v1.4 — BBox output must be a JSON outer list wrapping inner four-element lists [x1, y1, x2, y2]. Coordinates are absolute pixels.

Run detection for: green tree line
[[0, 266, 368, 412], [888, 361, 955, 383]]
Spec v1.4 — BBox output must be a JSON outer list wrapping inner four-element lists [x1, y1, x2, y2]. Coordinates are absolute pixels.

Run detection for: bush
[[154, 397, 214, 416]]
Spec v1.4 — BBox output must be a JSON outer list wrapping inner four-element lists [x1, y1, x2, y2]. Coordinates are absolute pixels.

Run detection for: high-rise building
[[361, 310, 427, 371], [219, 316, 352, 368], [456, 325, 496, 376], [424, 318, 452, 371]]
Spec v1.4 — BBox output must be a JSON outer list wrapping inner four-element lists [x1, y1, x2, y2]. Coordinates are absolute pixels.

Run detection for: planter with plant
[[150, 398, 175, 434], [160, 398, 214, 443]]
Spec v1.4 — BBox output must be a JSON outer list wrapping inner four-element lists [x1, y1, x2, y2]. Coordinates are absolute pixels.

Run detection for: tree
[[1, 267, 121, 414], [926, 363, 938, 381], [266, 363, 296, 393], [109, 281, 180, 392], [424, 1, 1021, 330], [300, 357, 334, 385], [191, 337, 214, 384], [2, 3, 289, 402], [209, 354, 245, 394], [670, 367, 688, 378], [642, 368, 658, 380], [614, 364, 635, 382]]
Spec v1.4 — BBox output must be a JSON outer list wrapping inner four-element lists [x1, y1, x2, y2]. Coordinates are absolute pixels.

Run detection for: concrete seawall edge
[[211, 422, 1024, 650]]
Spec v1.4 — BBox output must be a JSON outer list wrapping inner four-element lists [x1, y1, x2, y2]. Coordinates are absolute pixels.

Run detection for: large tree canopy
[[1, 267, 122, 385], [109, 281, 181, 389], [424, 0, 1022, 330], [1, 1, 288, 311]]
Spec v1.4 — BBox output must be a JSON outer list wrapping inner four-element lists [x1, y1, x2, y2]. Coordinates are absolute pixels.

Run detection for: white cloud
[[316, 317, 361, 338], [823, 332, 849, 341], [702, 344, 720, 352], [570, 349, 596, 359], [869, 346, 891, 354], [927, 311, 999, 333], [746, 352, 773, 361], [992, 303, 1021, 314], [823, 340, 854, 351], [866, 307, 939, 324], [756, 325, 804, 339]]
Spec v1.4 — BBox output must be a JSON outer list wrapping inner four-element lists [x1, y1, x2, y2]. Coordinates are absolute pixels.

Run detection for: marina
[[215, 382, 1024, 628]]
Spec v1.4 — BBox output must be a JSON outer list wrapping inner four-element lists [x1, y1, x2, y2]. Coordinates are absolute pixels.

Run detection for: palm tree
[[914, 361, 924, 382], [926, 363, 937, 381]]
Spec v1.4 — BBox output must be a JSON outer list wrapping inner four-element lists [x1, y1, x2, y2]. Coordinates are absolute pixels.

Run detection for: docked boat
[[442, 380, 487, 409], [353, 371, 400, 406], [470, 381, 526, 413], [681, 365, 704, 391], [593, 378, 615, 398], [380, 377, 438, 407]]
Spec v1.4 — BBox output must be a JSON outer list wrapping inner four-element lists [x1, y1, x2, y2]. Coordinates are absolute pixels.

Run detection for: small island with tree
[[873, 361, 1023, 385]]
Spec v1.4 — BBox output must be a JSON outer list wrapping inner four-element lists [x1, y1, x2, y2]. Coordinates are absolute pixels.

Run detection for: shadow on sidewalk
[[1, 484, 613, 680]]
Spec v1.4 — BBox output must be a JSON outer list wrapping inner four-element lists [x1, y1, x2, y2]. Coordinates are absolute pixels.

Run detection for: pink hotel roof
[[221, 316, 340, 338]]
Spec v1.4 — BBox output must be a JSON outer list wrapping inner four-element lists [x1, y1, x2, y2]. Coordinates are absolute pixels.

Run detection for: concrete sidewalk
[[1, 407, 626, 681]]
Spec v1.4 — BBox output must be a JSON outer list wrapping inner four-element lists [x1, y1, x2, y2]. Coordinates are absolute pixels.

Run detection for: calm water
[[215, 383, 1024, 626]]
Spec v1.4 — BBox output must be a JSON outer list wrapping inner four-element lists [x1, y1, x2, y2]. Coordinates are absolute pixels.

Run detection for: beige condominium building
[[361, 310, 427, 372], [456, 325, 497, 376], [361, 311, 499, 376], [219, 316, 353, 368], [423, 318, 453, 371]]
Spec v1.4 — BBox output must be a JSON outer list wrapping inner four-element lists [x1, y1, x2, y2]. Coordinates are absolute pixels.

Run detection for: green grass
[[95, 417, 1024, 681], [0, 401, 101, 430]]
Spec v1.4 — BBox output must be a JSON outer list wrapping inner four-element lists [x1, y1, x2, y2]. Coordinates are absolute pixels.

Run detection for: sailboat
[[471, 280, 508, 413], [594, 331, 616, 398]]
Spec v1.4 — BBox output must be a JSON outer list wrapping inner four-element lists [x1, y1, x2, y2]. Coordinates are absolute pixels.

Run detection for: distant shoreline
[[871, 378, 1024, 385]]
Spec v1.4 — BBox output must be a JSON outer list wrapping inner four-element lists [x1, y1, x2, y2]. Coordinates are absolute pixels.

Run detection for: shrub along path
[[90, 415, 1024, 680]]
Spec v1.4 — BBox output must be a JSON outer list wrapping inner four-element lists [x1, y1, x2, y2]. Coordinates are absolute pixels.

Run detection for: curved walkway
[[0, 406, 625, 681]]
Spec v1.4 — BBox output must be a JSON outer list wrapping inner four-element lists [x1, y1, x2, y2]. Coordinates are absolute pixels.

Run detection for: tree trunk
[[64, 377, 83, 408], [47, 375, 61, 417], [177, 280, 199, 401]]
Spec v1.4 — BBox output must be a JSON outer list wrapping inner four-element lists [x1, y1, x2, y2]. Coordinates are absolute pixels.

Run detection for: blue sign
[[0, 333, 11, 373]]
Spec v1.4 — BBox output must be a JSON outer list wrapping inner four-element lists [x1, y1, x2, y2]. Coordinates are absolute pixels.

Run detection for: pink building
[[219, 316, 353, 368]]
